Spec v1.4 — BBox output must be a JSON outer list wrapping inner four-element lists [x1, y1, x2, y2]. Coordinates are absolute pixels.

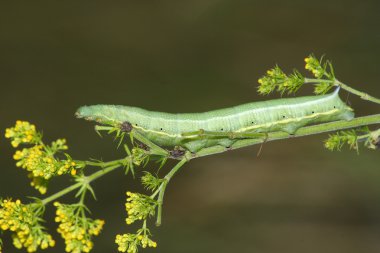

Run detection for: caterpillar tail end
[[333, 85, 341, 95]]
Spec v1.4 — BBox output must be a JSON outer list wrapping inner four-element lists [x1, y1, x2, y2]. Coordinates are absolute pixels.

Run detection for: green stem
[[335, 80, 380, 104], [94, 125, 113, 131], [193, 114, 380, 159], [156, 158, 188, 226], [150, 188, 160, 199], [142, 220, 147, 235], [79, 187, 87, 205], [304, 78, 334, 84], [78, 187, 88, 218], [304, 78, 380, 104], [83, 158, 126, 168], [41, 164, 122, 205]]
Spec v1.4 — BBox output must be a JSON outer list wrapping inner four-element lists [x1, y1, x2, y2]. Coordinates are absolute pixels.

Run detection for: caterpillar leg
[[120, 121, 169, 157], [181, 130, 268, 153], [181, 129, 266, 139], [131, 130, 169, 156], [281, 125, 298, 135], [169, 147, 187, 159]]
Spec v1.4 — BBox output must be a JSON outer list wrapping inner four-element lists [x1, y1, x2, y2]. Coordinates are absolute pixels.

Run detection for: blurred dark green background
[[1, 1, 379, 252]]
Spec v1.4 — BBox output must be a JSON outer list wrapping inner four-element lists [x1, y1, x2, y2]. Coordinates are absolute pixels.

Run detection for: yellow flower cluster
[[257, 65, 304, 95], [12, 145, 76, 194], [58, 160, 77, 176], [257, 66, 286, 95], [54, 202, 104, 253], [304, 56, 325, 78], [138, 234, 157, 249], [28, 174, 49, 194], [115, 233, 157, 253], [5, 121, 39, 148], [125, 192, 157, 225], [51, 138, 69, 151], [5, 121, 78, 194], [13, 145, 55, 179], [0, 199, 55, 252]]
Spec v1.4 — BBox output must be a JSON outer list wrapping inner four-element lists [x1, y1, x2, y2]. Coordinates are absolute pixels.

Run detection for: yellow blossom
[[115, 233, 157, 253], [5, 121, 38, 147], [54, 202, 104, 253], [124, 192, 157, 225], [0, 199, 55, 252], [12, 144, 77, 194]]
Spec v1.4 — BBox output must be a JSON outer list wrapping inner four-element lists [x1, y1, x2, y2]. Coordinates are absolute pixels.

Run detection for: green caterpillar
[[76, 88, 354, 152]]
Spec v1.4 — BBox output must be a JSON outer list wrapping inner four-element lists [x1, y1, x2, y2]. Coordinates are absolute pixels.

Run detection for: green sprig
[[141, 172, 164, 192], [314, 82, 333, 95], [257, 65, 305, 95], [324, 127, 371, 152]]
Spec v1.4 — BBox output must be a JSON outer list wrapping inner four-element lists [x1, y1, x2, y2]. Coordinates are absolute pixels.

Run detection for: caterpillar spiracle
[[76, 88, 354, 152]]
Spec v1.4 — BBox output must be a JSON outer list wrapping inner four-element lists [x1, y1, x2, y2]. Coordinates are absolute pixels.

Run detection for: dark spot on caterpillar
[[136, 141, 149, 151], [170, 149, 185, 158], [251, 121, 254, 124], [333, 106, 336, 108], [221, 128, 224, 131], [160, 128, 163, 131], [312, 111, 314, 114], [120, 122, 133, 132], [282, 115, 286, 118]]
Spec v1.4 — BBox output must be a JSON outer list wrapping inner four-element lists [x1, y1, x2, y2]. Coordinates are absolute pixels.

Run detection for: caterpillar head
[[75, 105, 111, 124], [75, 105, 123, 126], [75, 106, 95, 120]]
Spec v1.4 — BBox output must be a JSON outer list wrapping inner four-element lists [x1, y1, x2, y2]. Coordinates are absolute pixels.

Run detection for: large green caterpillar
[[76, 88, 354, 153]]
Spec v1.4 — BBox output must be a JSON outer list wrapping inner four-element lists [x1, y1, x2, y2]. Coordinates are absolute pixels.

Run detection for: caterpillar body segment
[[76, 90, 354, 152]]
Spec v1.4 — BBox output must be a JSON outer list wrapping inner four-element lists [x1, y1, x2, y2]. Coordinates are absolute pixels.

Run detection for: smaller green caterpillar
[[76, 88, 354, 152]]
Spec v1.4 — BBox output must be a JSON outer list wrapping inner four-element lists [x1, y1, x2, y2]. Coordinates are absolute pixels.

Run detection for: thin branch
[[335, 80, 380, 104], [156, 158, 188, 226], [304, 78, 380, 104], [192, 114, 380, 159], [41, 164, 122, 205]]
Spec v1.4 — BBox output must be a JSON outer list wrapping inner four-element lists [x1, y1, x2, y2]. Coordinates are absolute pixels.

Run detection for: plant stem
[[304, 78, 380, 104], [304, 78, 334, 84], [193, 114, 380, 159], [41, 164, 122, 205], [83, 159, 126, 168], [335, 80, 380, 104], [79, 187, 87, 205], [156, 158, 188, 226]]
